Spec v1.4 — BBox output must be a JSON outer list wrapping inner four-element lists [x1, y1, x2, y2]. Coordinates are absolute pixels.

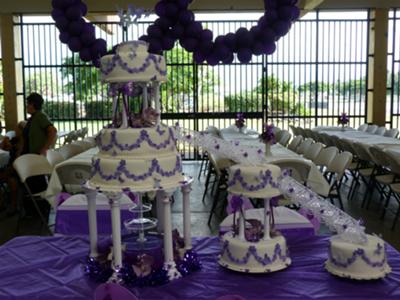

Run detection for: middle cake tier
[[89, 152, 185, 192]]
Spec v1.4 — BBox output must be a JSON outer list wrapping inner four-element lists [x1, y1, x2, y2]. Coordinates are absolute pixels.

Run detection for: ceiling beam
[[300, 0, 325, 17]]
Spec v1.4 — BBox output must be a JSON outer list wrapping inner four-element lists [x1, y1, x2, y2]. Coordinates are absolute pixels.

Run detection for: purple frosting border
[[227, 169, 282, 192]]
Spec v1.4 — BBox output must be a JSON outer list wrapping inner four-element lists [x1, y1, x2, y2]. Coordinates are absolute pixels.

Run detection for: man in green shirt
[[23, 93, 57, 155]]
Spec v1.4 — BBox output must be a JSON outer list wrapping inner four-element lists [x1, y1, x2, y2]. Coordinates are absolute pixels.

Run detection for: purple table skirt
[[0, 234, 400, 299], [55, 204, 135, 235]]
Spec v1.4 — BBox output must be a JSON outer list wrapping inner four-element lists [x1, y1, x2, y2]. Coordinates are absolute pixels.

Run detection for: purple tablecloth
[[0, 234, 399, 299]]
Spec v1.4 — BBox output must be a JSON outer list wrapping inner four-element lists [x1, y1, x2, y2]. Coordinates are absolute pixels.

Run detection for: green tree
[[225, 75, 309, 116], [336, 78, 366, 97], [25, 70, 60, 99], [161, 46, 219, 113]]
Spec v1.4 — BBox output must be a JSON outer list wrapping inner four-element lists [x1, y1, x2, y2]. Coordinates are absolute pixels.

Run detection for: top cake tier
[[100, 41, 167, 83], [227, 164, 282, 199]]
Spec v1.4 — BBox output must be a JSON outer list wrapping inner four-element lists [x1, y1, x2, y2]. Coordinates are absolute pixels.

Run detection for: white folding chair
[[296, 138, 313, 155], [273, 159, 311, 185], [374, 126, 386, 136], [366, 124, 378, 134], [303, 142, 323, 161], [313, 146, 339, 172], [56, 163, 92, 194], [357, 124, 368, 132], [384, 128, 399, 138], [46, 149, 64, 169], [72, 140, 93, 151], [278, 130, 291, 147], [58, 144, 85, 160], [288, 135, 303, 152], [13, 154, 53, 234]]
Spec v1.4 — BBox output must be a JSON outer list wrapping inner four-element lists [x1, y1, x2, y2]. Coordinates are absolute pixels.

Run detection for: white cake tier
[[219, 232, 291, 273], [96, 126, 176, 157], [227, 164, 282, 199], [325, 234, 391, 280], [100, 41, 167, 83], [89, 152, 185, 192]]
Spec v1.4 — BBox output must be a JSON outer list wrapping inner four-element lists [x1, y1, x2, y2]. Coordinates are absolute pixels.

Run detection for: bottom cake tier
[[218, 232, 291, 273]]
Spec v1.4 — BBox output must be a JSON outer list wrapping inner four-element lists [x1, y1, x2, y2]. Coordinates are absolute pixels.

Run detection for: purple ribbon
[[55, 192, 72, 207]]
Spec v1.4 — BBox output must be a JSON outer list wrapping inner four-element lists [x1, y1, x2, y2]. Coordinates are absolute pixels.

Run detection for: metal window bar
[[388, 9, 400, 129], [14, 11, 372, 159]]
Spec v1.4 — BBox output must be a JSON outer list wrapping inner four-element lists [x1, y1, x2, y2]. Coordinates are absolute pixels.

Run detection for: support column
[[85, 188, 99, 258], [1, 14, 24, 131], [181, 184, 192, 249], [367, 9, 389, 126]]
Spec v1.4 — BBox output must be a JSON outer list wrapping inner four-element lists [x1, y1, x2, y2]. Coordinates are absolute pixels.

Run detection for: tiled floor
[[1, 161, 399, 251]]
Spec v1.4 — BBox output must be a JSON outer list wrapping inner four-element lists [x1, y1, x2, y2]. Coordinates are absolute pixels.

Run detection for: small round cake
[[100, 41, 167, 83], [227, 164, 282, 198], [219, 232, 291, 273], [325, 234, 391, 280]]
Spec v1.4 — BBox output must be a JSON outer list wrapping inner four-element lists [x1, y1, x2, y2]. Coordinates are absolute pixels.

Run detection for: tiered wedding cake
[[219, 164, 291, 273]]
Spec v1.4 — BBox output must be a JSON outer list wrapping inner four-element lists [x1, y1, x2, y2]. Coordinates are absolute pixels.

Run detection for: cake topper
[[117, 4, 150, 29]]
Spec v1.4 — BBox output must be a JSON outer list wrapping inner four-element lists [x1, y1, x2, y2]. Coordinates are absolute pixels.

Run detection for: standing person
[[23, 93, 57, 155]]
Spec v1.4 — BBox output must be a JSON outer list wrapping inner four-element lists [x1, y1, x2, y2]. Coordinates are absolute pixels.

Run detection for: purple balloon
[[148, 39, 162, 54], [52, 0, 74, 9], [51, 8, 64, 21], [193, 51, 205, 64], [235, 28, 253, 48], [179, 10, 194, 25], [55, 16, 69, 31], [250, 26, 262, 39], [79, 2, 88, 16], [252, 42, 264, 55], [206, 54, 219, 66], [185, 21, 202, 37], [263, 41, 276, 55], [68, 19, 85, 36], [273, 20, 291, 37], [155, 1, 167, 17], [147, 25, 163, 38], [165, 3, 179, 18], [200, 29, 213, 42], [200, 41, 213, 55], [93, 59, 100, 68], [181, 37, 198, 52], [215, 45, 230, 61], [291, 6, 300, 20], [91, 38, 107, 58], [177, 0, 190, 9], [214, 35, 226, 45], [66, 5, 82, 20], [155, 17, 174, 31], [265, 10, 279, 24], [68, 36, 82, 52], [279, 5, 295, 21], [80, 23, 95, 46], [59, 31, 71, 43], [79, 47, 92, 62], [260, 28, 276, 44], [224, 33, 236, 50], [222, 52, 234, 64], [162, 37, 175, 50], [264, 0, 278, 9], [237, 48, 252, 63], [258, 15, 268, 28], [170, 23, 185, 39], [139, 35, 150, 43]]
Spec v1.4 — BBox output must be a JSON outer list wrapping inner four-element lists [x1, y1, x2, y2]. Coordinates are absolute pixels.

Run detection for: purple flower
[[259, 123, 276, 145], [235, 113, 245, 129], [338, 112, 349, 125]]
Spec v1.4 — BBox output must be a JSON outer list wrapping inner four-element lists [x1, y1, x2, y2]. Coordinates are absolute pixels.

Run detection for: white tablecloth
[[46, 147, 98, 206], [313, 126, 355, 132], [220, 129, 330, 196]]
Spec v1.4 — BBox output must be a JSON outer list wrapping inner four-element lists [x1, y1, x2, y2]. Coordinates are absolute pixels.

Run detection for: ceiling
[[0, 0, 399, 14]]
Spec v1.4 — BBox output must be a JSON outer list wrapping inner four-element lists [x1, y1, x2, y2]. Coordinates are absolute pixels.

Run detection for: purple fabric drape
[[0, 234, 399, 299]]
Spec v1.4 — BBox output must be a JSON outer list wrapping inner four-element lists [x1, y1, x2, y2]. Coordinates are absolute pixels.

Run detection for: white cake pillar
[[137, 192, 146, 243], [142, 83, 148, 110], [156, 191, 165, 233], [121, 94, 129, 128], [181, 184, 192, 250], [85, 188, 98, 258], [238, 209, 246, 241], [111, 95, 119, 125], [162, 191, 181, 280], [153, 81, 161, 124], [107, 192, 123, 277], [263, 198, 271, 240]]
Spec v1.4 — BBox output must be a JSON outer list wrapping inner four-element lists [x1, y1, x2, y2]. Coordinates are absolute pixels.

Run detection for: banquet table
[[219, 129, 331, 196], [0, 234, 399, 299], [316, 129, 400, 148]]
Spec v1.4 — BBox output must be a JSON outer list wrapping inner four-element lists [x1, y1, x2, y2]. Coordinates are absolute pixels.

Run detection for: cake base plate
[[325, 261, 391, 280], [218, 257, 291, 274]]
